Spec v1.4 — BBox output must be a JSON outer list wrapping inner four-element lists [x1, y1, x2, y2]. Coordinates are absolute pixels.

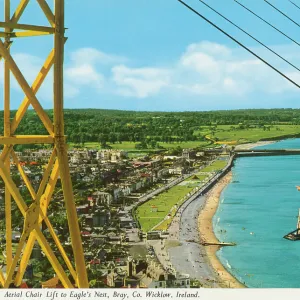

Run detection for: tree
[[109, 133, 117, 144], [99, 134, 107, 148], [150, 140, 157, 149]]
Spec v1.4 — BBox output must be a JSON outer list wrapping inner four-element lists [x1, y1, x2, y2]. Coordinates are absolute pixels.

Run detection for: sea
[[213, 138, 300, 288]]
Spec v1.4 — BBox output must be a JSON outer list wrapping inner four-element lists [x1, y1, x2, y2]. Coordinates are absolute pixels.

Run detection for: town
[[0, 145, 230, 288]]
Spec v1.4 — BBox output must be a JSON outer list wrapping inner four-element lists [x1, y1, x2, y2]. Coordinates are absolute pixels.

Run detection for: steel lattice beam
[[0, 0, 89, 288]]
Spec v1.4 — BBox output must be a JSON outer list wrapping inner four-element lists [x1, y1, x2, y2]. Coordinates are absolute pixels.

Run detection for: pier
[[201, 242, 236, 247], [185, 239, 236, 246], [204, 148, 300, 157], [235, 149, 300, 157]]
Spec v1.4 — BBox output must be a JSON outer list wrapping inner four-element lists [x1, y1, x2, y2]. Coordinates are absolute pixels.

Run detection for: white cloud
[[112, 65, 170, 98], [66, 64, 104, 87], [3, 41, 300, 107], [105, 41, 300, 99], [64, 47, 127, 97], [170, 41, 300, 97], [69, 48, 126, 66], [186, 41, 231, 58]]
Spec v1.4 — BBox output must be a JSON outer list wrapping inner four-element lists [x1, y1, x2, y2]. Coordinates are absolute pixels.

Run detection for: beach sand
[[234, 141, 275, 150], [198, 172, 245, 288]]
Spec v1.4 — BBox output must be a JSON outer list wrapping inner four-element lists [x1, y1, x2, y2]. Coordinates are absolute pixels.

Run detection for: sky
[[1, 0, 300, 111]]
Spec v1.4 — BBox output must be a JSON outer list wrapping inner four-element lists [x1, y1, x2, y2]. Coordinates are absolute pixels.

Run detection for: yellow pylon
[[0, 0, 88, 288]]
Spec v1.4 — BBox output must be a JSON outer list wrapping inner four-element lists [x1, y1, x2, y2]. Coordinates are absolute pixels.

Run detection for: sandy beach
[[234, 140, 276, 150], [198, 172, 245, 288]]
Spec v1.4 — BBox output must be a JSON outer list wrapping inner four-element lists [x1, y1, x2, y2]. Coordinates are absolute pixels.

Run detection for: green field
[[136, 167, 224, 232], [106, 141, 211, 150], [70, 125, 300, 152], [196, 125, 300, 144], [200, 160, 228, 173], [136, 183, 197, 232], [69, 142, 100, 149], [69, 141, 212, 151], [136, 157, 229, 232], [158, 141, 211, 149]]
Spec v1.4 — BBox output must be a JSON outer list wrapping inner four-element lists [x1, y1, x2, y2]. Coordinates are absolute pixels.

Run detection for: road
[[125, 160, 219, 225], [124, 172, 199, 225], [126, 158, 231, 285], [123, 174, 193, 242]]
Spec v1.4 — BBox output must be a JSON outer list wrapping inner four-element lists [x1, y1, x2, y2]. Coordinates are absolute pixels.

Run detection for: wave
[[226, 260, 232, 269]]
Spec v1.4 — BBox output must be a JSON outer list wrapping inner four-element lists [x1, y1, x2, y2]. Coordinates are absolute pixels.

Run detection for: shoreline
[[234, 140, 276, 150], [198, 171, 245, 288]]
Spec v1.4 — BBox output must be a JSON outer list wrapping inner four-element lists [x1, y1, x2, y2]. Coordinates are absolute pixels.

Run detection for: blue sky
[[1, 0, 300, 111]]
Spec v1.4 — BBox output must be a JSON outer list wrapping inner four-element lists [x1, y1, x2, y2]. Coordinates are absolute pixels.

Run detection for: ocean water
[[213, 138, 300, 288]]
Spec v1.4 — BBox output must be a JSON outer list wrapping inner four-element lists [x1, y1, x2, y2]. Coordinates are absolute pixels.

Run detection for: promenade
[[148, 156, 235, 287]]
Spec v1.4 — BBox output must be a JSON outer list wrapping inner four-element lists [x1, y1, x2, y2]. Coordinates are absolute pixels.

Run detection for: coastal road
[[168, 195, 221, 287], [124, 174, 189, 220], [144, 158, 233, 287], [125, 170, 203, 225], [124, 174, 194, 242]]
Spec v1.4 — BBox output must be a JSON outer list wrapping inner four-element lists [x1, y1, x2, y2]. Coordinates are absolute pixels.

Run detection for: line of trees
[[6, 108, 300, 145]]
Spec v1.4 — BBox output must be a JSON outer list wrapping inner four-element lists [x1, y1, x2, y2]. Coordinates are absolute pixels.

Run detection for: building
[[97, 150, 128, 162], [92, 209, 111, 227], [168, 272, 190, 288], [168, 167, 184, 175], [182, 149, 196, 160], [92, 191, 113, 206]]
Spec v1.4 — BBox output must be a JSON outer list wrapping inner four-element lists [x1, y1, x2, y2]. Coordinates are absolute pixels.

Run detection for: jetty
[[201, 241, 236, 246], [185, 239, 236, 246], [235, 149, 300, 157], [204, 149, 300, 157]]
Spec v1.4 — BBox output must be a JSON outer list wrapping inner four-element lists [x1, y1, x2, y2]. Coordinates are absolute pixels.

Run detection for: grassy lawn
[[191, 174, 210, 181], [69, 141, 139, 151], [200, 160, 228, 173], [69, 142, 100, 149], [106, 141, 212, 150], [68, 125, 300, 151], [136, 158, 228, 232], [105, 142, 139, 150], [136, 172, 212, 232], [136, 185, 196, 232], [200, 125, 300, 144], [127, 152, 149, 158], [154, 175, 211, 231], [69, 141, 212, 151], [158, 141, 211, 149]]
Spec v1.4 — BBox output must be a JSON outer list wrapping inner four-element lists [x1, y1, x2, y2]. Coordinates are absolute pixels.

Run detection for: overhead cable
[[198, 0, 300, 72], [234, 0, 300, 47], [288, 0, 300, 11], [177, 0, 300, 89], [264, 0, 300, 28]]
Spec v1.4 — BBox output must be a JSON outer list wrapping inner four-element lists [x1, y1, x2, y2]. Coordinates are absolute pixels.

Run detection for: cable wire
[[198, 0, 300, 72], [288, 0, 300, 11], [177, 0, 300, 89], [264, 0, 300, 28], [234, 0, 300, 47]]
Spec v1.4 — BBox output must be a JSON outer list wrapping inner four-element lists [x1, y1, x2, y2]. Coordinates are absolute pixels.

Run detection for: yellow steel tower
[[0, 0, 88, 288]]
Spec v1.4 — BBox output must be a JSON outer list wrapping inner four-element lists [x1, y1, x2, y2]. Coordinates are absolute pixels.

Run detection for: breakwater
[[235, 149, 300, 157]]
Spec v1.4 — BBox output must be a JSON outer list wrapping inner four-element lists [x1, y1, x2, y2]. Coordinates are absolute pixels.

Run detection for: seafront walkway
[[126, 169, 203, 242], [129, 156, 233, 285], [130, 161, 220, 231], [159, 156, 234, 287]]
